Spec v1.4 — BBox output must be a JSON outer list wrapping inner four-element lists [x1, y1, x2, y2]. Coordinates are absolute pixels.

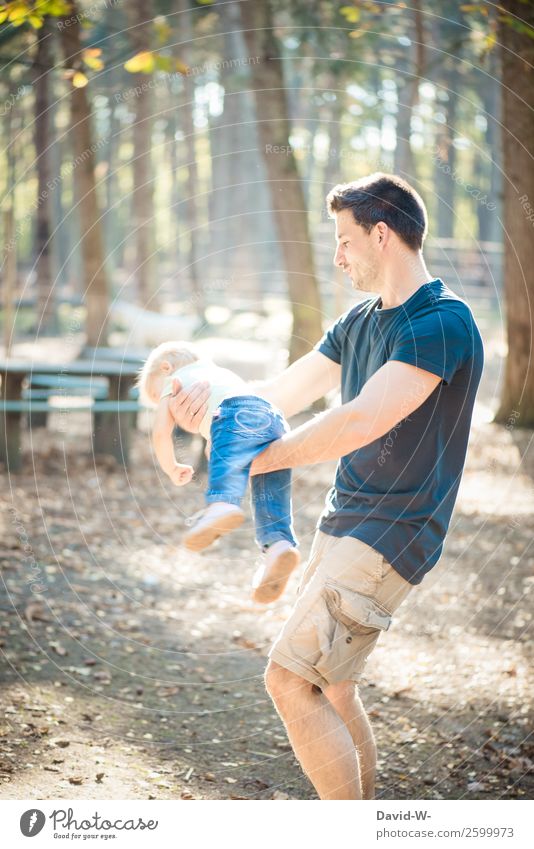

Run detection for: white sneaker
[[251, 540, 300, 604], [183, 502, 245, 552]]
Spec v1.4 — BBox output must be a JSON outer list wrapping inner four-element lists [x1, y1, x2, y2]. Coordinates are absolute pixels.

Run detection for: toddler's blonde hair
[[137, 341, 199, 406]]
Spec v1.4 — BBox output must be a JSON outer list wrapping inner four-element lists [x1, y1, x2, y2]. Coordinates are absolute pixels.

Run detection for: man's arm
[[252, 349, 341, 418], [250, 360, 441, 474], [252, 350, 341, 419], [167, 349, 341, 431]]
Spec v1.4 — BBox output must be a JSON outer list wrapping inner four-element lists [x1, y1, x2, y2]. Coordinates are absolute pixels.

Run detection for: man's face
[[333, 208, 381, 292]]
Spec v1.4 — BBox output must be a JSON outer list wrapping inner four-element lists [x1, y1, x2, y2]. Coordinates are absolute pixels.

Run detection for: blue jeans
[[206, 395, 297, 550]]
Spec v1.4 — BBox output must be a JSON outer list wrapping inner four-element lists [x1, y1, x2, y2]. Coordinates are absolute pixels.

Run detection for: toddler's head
[[137, 341, 199, 406]]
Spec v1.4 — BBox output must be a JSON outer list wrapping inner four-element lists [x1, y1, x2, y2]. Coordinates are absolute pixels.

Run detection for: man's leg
[[323, 681, 377, 799], [266, 534, 415, 799], [265, 660, 362, 800]]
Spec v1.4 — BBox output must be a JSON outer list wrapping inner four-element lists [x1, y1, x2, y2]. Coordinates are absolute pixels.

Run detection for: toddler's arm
[[152, 398, 194, 486]]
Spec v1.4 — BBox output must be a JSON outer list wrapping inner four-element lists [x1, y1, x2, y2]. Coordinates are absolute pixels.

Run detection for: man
[[168, 173, 484, 800]]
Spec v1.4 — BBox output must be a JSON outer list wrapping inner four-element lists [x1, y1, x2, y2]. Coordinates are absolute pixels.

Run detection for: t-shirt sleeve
[[389, 309, 472, 384], [315, 309, 354, 365]]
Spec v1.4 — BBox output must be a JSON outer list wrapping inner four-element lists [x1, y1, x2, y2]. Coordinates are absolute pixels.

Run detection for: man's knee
[[324, 679, 358, 706], [264, 660, 315, 704]]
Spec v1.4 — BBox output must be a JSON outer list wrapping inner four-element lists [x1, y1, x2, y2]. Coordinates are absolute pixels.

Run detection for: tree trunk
[[394, 0, 425, 180], [433, 81, 458, 239], [495, 1, 534, 426], [49, 80, 69, 289], [177, 0, 204, 319], [59, 2, 109, 347], [168, 107, 181, 275], [322, 90, 342, 198], [207, 0, 278, 298], [125, 3, 156, 309], [239, 0, 323, 363], [33, 19, 56, 334], [3, 106, 18, 354], [477, 45, 502, 243]]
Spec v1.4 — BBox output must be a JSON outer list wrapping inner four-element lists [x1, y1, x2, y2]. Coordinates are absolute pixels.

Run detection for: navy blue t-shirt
[[316, 278, 484, 584]]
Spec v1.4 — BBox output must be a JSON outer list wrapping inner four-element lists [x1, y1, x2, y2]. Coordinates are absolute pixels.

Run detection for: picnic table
[[0, 358, 142, 472]]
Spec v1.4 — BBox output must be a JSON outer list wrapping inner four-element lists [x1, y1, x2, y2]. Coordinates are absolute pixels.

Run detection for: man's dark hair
[[326, 172, 428, 251]]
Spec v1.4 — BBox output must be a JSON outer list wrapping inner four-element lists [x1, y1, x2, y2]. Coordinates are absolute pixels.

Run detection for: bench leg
[[27, 410, 48, 429], [93, 412, 131, 465], [0, 374, 23, 472], [92, 375, 133, 466]]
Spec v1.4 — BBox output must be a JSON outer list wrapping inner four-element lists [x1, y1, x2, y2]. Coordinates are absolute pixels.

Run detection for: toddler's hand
[[170, 464, 194, 486]]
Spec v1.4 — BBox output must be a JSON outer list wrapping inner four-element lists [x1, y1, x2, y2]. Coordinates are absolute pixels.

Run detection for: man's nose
[[334, 246, 344, 267]]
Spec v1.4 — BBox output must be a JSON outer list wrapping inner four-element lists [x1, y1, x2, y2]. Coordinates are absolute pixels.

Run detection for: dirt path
[[1, 404, 533, 800]]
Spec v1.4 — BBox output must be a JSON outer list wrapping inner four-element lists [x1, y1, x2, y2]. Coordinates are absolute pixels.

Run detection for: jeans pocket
[[226, 407, 274, 437]]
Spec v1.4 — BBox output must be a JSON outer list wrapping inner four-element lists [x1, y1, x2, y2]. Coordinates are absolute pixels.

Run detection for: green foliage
[[461, 2, 534, 41], [123, 50, 188, 76], [122, 14, 189, 76], [0, 0, 71, 28]]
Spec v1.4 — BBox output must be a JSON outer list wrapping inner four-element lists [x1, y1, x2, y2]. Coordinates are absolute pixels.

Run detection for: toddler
[[137, 342, 299, 604]]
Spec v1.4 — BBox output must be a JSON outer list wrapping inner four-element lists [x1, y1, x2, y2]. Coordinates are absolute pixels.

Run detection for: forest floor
[[1, 334, 533, 801]]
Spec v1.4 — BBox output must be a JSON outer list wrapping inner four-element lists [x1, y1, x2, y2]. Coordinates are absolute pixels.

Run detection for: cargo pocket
[[288, 598, 334, 671], [313, 581, 392, 684]]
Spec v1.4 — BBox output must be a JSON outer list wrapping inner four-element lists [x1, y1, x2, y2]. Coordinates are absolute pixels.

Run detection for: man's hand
[[167, 378, 210, 433], [169, 464, 194, 486]]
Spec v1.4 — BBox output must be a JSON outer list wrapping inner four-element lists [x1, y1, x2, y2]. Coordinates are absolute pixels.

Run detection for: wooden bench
[[1, 400, 141, 412], [1, 359, 142, 471], [23, 374, 108, 428]]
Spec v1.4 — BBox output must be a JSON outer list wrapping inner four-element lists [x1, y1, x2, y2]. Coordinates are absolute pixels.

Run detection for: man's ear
[[160, 359, 173, 374], [376, 221, 388, 246]]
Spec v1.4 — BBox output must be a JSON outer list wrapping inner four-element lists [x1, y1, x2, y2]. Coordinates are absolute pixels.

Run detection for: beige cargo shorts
[[269, 530, 414, 690]]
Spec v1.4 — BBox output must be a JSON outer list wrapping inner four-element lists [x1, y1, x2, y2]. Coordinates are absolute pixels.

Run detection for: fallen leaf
[[50, 642, 68, 657], [25, 602, 49, 623], [467, 781, 487, 792]]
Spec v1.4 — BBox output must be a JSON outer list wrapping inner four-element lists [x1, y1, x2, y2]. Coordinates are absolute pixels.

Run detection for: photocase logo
[[20, 809, 46, 837]]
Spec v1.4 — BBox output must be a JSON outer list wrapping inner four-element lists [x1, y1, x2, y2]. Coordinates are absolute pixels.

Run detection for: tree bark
[[125, 3, 156, 308], [394, 0, 425, 179], [495, 1, 534, 426], [33, 20, 56, 334], [59, 1, 109, 347], [433, 79, 458, 239], [239, 0, 323, 363], [477, 44, 502, 243], [177, 0, 204, 318], [207, 0, 278, 298]]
